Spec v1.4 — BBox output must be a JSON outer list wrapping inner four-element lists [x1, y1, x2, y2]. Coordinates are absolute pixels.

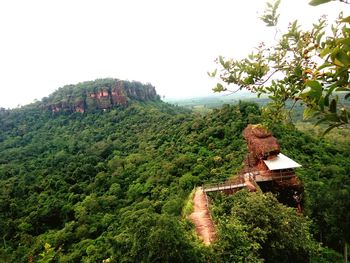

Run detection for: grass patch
[[182, 187, 196, 217]]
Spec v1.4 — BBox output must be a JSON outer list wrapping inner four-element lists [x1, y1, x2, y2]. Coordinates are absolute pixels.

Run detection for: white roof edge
[[263, 153, 302, 171]]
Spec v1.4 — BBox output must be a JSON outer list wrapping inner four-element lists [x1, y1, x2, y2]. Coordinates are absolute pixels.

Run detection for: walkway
[[190, 170, 297, 244], [203, 171, 296, 193], [204, 182, 247, 193], [189, 187, 216, 245]]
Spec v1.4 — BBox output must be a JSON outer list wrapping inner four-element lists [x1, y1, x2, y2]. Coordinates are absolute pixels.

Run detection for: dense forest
[[0, 79, 349, 262]]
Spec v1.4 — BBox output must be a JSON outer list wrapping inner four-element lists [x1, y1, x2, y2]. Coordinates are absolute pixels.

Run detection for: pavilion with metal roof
[[263, 153, 302, 171]]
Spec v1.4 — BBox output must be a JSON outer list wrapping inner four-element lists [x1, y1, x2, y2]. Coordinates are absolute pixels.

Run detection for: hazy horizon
[[0, 0, 348, 108]]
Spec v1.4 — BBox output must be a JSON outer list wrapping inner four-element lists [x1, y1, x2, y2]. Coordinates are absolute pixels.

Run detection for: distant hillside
[[39, 78, 159, 113], [165, 91, 258, 110], [0, 82, 349, 262]]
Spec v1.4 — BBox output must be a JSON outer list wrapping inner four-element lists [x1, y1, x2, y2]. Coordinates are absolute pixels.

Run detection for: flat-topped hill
[[41, 78, 159, 113]]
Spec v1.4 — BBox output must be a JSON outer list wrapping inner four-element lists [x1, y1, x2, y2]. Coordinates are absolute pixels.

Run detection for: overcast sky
[[0, 0, 348, 108]]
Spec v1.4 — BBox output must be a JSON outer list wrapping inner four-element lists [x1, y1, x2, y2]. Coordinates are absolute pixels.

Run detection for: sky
[[0, 0, 348, 108]]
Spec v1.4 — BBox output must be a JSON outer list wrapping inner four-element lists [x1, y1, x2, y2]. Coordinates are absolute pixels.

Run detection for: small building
[[203, 124, 303, 211], [263, 153, 302, 170], [242, 124, 303, 208]]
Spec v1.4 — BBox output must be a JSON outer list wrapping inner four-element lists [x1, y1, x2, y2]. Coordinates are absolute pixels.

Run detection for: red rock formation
[[46, 79, 159, 113], [242, 124, 303, 209], [243, 124, 280, 160], [75, 106, 85, 113], [52, 106, 60, 113], [111, 81, 128, 104], [101, 89, 109, 97]]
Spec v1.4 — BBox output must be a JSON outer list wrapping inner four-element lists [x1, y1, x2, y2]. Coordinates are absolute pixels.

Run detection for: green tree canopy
[[211, 0, 350, 133]]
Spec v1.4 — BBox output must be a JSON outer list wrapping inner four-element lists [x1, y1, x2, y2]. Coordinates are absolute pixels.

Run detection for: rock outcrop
[[243, 124, 280, 162], [43, 78, 159, 113], [242, 124, 303, 208]]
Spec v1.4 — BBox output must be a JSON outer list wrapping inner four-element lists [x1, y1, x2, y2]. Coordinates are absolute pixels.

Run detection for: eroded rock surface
[[44, 79, 159, 113]]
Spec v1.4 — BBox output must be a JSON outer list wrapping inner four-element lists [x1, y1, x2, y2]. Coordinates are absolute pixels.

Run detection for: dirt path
[[189, 187, 216, 245]]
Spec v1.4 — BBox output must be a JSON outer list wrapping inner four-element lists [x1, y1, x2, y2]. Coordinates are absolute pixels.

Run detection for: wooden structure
[[191, 124, 304, 246], [192, 125, 304, 245], [203, 124, 303, 209]]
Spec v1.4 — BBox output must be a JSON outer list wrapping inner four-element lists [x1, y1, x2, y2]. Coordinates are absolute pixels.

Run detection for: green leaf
[[330, 47, 340, 61], [213, 83, 225, 93], [294, 66, 302, 77], [305, 80, 322, 90], [335, 51, 350, 66], [219, 56, 225, 67], [326, 84, 338, 97], [335, 87, 350, 92], [319, 46, 331, 58], [338, 38, 350, 46], [324, 94, 330, 106], [274, 0, 281, 9], [305, 80, 323, 100], [303, 107, 315, 120], [316, 32, 325, 44], [329, 99, 337, 113], [315, 117, 328, 126], [319, 96, 325, 112], [207, 69, 217, 78], [260, 0, 280, 27], [340, 16, 350, 23], [324, 113, 340, 122], [317, 62, 332, 70], [309, 0, 331, 6]]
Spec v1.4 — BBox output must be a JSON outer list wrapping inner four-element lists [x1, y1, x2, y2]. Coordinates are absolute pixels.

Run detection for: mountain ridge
[[38, 78, 159, 113]]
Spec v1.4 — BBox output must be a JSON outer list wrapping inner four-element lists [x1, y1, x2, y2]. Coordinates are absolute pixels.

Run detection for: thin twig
[[288, 99, 298, 122], [255, 70, 279, 86]]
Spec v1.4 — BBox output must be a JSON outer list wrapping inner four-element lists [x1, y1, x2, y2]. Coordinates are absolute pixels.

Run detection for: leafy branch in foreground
[[210, 0, 350, 133], [309, 0, 350, 5], [260, 0, 281, 27]]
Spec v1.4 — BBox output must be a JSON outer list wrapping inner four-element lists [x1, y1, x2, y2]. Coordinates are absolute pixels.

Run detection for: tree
[[212, 191, 318, 263], [305, 170, 350, 263], [211, 0, 350, 133]]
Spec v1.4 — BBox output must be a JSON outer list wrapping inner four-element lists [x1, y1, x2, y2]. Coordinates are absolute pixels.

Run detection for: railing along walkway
[[203, 170, 296, 193], [246, 170, 296, 182], [204, 182, 247, 193]]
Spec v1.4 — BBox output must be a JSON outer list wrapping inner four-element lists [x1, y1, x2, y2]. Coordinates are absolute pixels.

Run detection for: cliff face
[[44, 79, 159, 113]]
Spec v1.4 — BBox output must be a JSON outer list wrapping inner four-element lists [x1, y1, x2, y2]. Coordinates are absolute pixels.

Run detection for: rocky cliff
[[43, 78, 159, 113]]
